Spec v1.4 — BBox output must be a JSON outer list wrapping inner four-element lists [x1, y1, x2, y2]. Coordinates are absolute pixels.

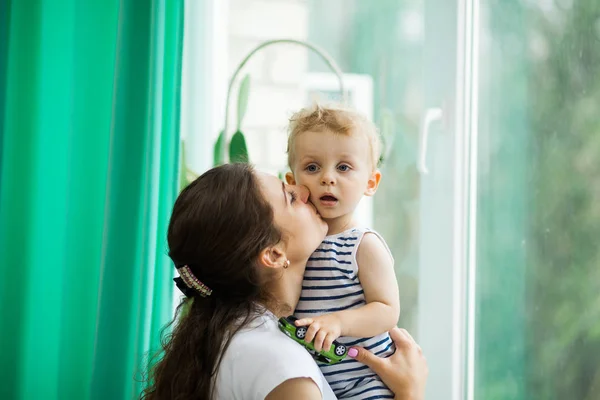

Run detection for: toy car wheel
[[334, 344, 347, 356], [295, 326, 307, 339]]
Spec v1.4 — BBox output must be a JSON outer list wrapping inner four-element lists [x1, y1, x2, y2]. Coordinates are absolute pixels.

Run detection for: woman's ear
[[364, 170, 382, 196], [258, 244, 287, 269], [285, 172, 296, 185]]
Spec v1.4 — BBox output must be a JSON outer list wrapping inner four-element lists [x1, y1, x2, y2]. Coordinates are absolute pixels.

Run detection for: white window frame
[[456, 1, 480, 399], [416, 0, 479, 399]]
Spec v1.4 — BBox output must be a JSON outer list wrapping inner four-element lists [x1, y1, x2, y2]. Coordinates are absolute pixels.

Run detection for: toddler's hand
[[295, 314, 342, 353]]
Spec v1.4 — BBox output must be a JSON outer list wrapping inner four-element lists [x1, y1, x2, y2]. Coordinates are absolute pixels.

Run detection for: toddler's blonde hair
[[287, 103, 382, 171]]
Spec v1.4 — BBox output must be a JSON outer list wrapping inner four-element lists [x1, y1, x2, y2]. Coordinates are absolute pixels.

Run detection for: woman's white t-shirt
[[214, 310, 337, 400]]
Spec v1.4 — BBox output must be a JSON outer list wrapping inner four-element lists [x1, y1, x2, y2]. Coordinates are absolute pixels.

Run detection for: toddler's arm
[[296, 232, 400, 352]]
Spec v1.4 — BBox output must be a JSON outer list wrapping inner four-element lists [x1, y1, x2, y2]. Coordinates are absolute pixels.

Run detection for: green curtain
[[0, 1, 184, 399]]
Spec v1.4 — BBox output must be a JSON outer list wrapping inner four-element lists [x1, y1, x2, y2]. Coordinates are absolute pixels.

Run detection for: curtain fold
[[0, 1, 184, 399]]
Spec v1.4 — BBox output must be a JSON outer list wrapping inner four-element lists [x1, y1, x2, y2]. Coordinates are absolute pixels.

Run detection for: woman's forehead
[[256, 171, 278, 185], [256, 172, 282, 196]]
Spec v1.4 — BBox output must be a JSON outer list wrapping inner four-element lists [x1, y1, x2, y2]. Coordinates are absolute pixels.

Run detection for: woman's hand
[[348, 327, 428, 400]]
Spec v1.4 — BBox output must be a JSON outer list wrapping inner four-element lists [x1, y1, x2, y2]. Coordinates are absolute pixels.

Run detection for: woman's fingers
[[350, 327, 428, 399], [401, 328, 418, 347], [348, 345, 385, 371], [388, 327, 410, 347], [390, 328, 422, 353]]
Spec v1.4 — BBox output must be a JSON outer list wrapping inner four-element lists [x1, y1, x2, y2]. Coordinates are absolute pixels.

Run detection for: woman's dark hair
[[142, 163, 282, 400]]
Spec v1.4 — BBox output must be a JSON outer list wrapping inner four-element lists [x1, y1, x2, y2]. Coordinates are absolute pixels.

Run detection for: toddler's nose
[[320, 173, 335, 186]]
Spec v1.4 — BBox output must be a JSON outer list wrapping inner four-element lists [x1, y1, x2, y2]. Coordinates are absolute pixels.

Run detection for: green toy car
[[278, 316, 348, 365]]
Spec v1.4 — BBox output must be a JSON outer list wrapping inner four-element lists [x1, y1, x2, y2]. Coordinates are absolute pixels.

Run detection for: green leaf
[[229, 130, 250, 163], [213, 130, 225, 166], [236, 74, 251, 131]]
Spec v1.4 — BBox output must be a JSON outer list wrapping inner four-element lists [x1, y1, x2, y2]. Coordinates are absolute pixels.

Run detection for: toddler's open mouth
[[319, 194, 338, 206]]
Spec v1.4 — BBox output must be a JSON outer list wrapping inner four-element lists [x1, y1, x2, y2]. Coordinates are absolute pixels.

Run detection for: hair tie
[[173, 276, 196, 298], [174, 265, 212, 297]]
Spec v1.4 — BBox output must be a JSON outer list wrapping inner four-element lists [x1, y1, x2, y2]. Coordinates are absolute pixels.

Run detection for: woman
[[143, 163, 427, 400]]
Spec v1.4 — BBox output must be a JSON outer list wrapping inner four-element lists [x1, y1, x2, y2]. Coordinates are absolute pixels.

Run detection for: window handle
[[417, 107, 444, 175]]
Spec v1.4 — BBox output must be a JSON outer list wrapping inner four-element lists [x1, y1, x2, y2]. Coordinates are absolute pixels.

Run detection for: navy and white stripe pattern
[[295, 227, 395, 399]]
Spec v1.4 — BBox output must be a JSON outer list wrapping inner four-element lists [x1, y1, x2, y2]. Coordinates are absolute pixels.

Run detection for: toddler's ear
[[364, 170, 382, 196], [285, 172, 296, 185]]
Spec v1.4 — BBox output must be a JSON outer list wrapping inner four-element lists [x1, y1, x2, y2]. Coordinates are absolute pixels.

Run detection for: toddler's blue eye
[[306, 164, 318, 172], [338, 164, 350, 172]]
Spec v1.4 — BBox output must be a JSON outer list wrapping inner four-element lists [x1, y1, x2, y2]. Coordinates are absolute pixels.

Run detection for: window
[[188, 0, 600, 398], [307, 1, 464, 398], [475, 1, 600, 399], [309, 1, 600, 399]]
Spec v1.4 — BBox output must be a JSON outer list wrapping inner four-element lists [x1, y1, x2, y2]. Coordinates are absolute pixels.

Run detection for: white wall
[[226, 0, 310, 175]]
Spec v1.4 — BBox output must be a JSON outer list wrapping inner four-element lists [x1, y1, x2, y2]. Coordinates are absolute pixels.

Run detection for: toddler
[[286, 104, 400, 399]]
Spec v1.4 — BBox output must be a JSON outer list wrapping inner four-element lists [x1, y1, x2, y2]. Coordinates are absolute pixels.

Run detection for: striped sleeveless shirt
[[295, 227, 395, 400]]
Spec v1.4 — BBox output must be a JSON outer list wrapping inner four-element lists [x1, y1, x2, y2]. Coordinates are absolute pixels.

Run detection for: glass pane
[[475, 1, 600, 399], [307, 0, 425, 335], [222, 0, 460, 397], [307, 2, 461, 398]]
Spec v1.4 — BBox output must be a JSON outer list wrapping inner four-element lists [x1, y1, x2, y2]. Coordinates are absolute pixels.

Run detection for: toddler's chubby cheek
[[308, 194, 320, 206]]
